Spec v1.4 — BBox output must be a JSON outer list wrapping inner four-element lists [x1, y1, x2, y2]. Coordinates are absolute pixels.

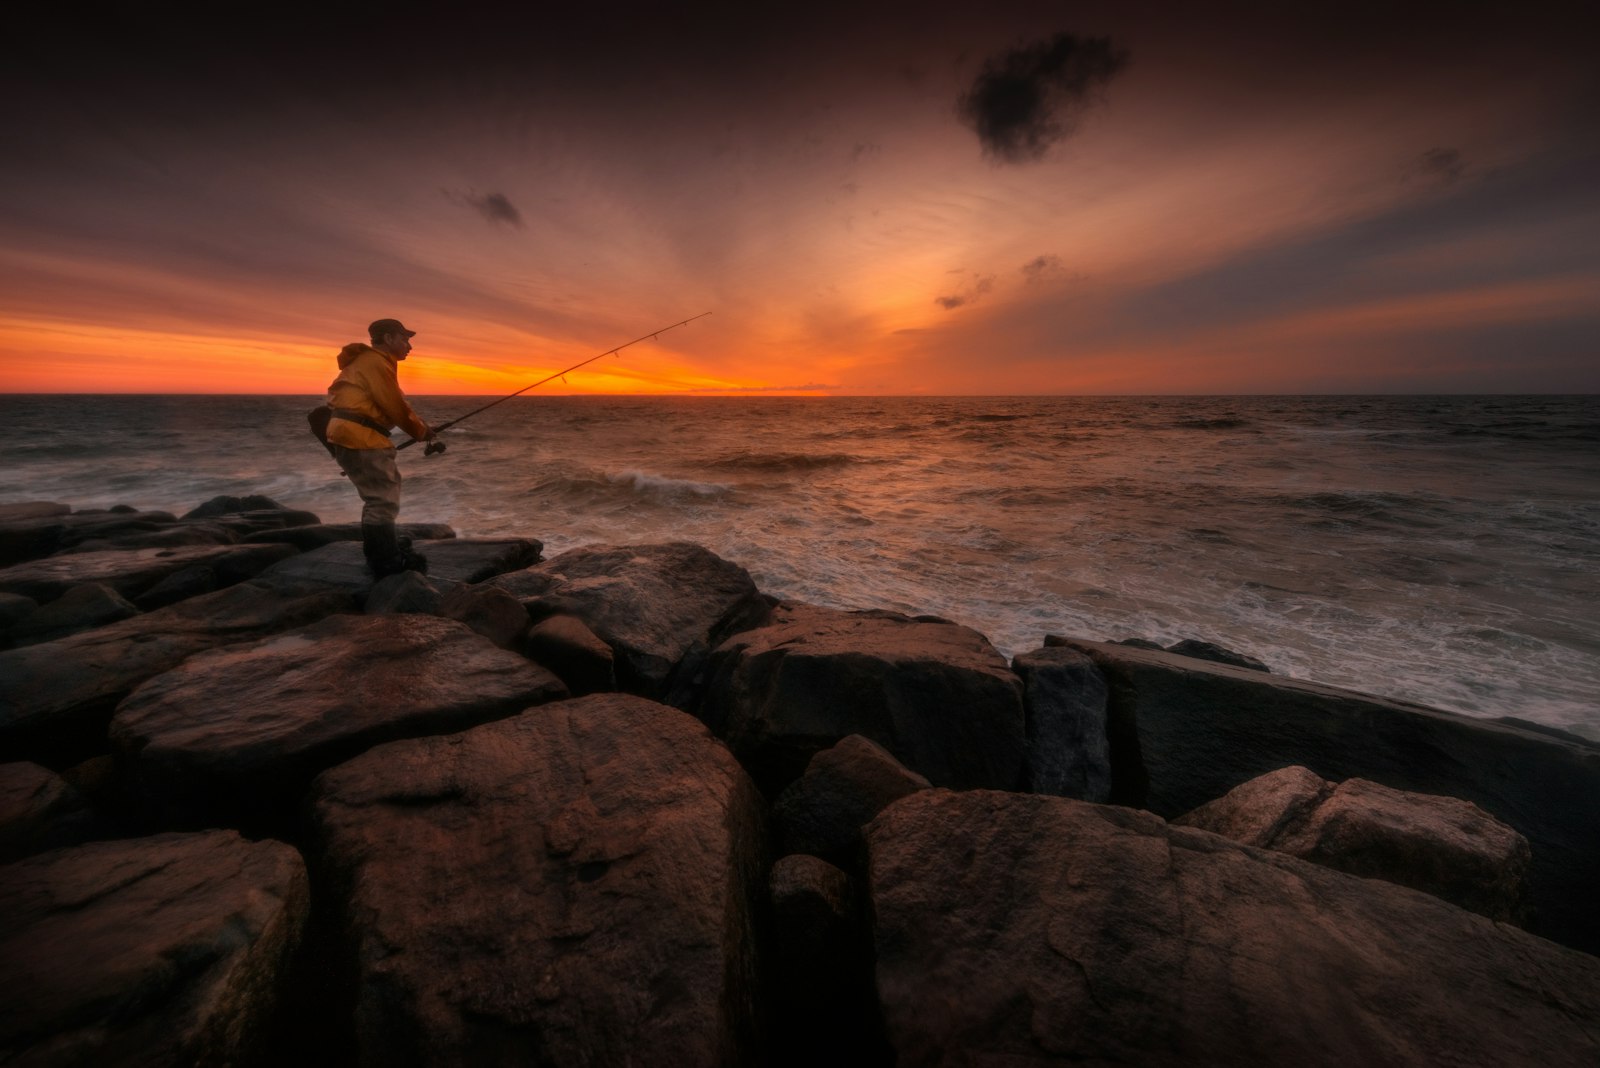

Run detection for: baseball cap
[[368, 318, 417, 339]]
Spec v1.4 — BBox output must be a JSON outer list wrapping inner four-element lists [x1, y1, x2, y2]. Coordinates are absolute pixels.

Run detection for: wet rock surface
[[491, 541, 767, 700], [1048, 634, 1600, 954], [1178, 765, 1532, 922], [701, 602, 1025, 793], [867, 789, 1600, 1068], [0, 580, 360, 763], [110, 614, 567, 827], [0, 830, 308, 1066], [310, 694, 767, 1065]]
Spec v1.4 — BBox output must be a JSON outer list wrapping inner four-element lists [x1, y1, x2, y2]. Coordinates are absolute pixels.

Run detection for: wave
[[705, 451, 864, 472], [1172, 417, 1252, 430], [526, 469, 733, 508]]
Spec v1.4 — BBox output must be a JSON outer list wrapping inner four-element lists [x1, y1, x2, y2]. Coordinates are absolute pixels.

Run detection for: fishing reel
[[424, 439, 448, 457]]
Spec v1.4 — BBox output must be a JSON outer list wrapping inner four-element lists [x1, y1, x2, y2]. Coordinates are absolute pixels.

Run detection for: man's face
[[381, 332, 413, 359]]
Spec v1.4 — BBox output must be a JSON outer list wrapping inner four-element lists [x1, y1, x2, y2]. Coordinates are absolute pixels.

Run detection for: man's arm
[[363, 360, 431, 441]]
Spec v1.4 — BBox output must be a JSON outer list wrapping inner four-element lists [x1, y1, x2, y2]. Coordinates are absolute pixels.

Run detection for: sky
[[2, 0, 1596, 395]]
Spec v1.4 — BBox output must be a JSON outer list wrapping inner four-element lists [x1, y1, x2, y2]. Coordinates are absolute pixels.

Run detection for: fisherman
[[324, 318, 441, 577]]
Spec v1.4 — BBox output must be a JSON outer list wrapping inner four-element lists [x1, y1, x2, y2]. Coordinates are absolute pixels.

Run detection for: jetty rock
[[698, 602, 1026, 794], [0, 830, 308, 1066], [309, 694, 766, 1065], [110, 613, 567, 831], [489, 541, 769, 701], [867, 789, 1600, 1068]]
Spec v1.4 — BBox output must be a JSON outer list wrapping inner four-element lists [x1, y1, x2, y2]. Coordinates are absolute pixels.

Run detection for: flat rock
[[419, 536, 542, 583], [867, 789, 1600, 1068], [1178, 766, 1532, 922], [772, 734, 930, 870], [1012, 646, 1112, 801], [364, 570, 458, 615], [9, 583, 139, 646], [490, 541, 768, 701], [111, 614, 567, 827], [0, 830, 308, 1066], [0, 502, 71, 522], [241, 521, 455, 551], [1047, 635, 1600, 955], [0, 762, 96, 863], [700, 602, 1025, 793], [0, 579, 360, 764], [258, 536, 531, 594], [0, 542, 295, 604], [310, 693, 766, 1065]]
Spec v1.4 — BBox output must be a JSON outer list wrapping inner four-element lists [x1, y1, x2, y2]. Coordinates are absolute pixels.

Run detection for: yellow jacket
[[325, 344, 430, 450]]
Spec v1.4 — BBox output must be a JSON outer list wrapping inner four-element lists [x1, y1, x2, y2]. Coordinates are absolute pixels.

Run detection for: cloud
[[1411, 147, 1467, 187], [957, 32, 1129, 164], [935, 273, 995, 310], [1020, 254, 1066, 283], [446, 189, 525, 228]]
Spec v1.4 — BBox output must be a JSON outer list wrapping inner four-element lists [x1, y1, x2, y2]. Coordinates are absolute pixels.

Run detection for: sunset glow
[[3, 3, 1596, 395]]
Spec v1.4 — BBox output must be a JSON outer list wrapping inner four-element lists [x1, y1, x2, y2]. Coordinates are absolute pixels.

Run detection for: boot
[[361, 522, 408, 579], [395, 533, 428, 574]]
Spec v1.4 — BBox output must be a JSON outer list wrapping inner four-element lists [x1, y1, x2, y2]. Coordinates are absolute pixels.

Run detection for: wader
[[329, 444, 427, 577]]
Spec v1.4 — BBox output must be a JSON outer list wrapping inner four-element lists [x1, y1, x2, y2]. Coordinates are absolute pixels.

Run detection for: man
[[325, 318, 440, 577]]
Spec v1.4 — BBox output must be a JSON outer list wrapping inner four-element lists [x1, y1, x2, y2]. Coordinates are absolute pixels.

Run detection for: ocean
[[3, 394, 1596, 740]]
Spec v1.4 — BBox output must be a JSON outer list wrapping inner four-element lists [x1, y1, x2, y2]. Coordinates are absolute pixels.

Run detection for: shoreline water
[[2, 393, 1596, 739]]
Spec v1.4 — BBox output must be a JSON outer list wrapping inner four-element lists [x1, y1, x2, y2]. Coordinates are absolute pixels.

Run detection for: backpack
[[307, 404, 336, 457]]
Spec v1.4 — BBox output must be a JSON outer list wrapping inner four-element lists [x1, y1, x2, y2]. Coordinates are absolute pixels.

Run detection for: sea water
[[3, 394, 1596, 740]]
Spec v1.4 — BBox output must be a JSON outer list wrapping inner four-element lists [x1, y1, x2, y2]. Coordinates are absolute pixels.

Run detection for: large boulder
[[771, 734, 930, 870], [0, 762, 97, 863], [867, 790, 1600, 1068], [1011, 645, 1112, 801], [1177, 765, 1531, 922], [111, 614, 567, 828], [489, 542, 768, 701], [0, 542, 295, 604], [0, 579, 360, 764], [310, 694, 767, 1065], [699, 603, 1025, 794], [0, 830, 308, 1066], [1047, 635, 1600, 955]]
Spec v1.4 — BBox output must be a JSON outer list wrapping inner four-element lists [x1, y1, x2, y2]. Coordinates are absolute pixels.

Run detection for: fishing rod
[[399, 311, 713, 454]]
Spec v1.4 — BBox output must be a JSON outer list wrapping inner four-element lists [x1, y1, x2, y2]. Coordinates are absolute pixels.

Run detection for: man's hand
[[424, 439, 447, 456]]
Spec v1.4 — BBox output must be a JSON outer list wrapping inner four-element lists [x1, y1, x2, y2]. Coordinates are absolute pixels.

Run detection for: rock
[[1110, 636, 1164, 651], [699, 603, 1025, 794], [8, 583, 140, 646], [182, 494, 291, 518], [60, 522, 241, 553], [0, 510, 178, 568], [0, 502, 70, 522], [0, 762, 96, 862], [523, 613, 616, 695], [1166, 637, 1271, 672], [256, 540, 382, 592], [1177, 766, 1532, 922], [241, 521, 455, 551], [0, 831, 308, 1066], [310, 694, 767, 1065], [866, 789, 1600, 1068], [0, 579, 360, 764], [418, 536, 542, 583], [0, 592, 37, 632], [111, 614, 567, 829], [0, 542, 296, 604], [364, 570, 456, 615], [1011, 646, 1112, 801], [769, 855, 888, 1067], [772, 734, 930, 870], [490, 541, 768, 701], [438, 582, 529, 650], [1047, 635, 1600, 955]]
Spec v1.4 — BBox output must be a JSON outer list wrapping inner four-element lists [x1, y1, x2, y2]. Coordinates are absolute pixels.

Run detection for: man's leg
[[331, 446, 422, 577]]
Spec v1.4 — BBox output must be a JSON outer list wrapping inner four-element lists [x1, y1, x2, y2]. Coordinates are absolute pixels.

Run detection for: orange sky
[[3, 2, 1596, 394]]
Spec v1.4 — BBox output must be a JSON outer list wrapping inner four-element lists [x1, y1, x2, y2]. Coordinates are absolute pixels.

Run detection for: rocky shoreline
[[2, 496, 1597, 1065]]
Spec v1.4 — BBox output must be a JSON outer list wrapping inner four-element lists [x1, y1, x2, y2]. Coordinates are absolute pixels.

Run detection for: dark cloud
[[1413, 147, 1467, 186], [1020, 254, 1065, 282], [957, 32, 1129, 164], [935, 273, 996, 310], [448, 191, 524, 228]]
